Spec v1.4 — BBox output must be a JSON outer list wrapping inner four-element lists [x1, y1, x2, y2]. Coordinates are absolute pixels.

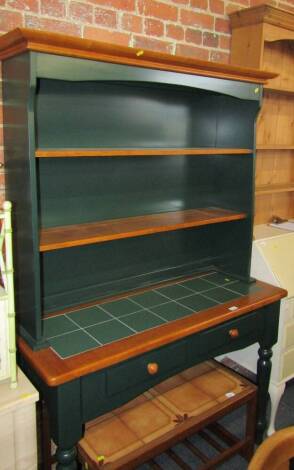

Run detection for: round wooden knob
[[229, 328, 239, 338], [147, 362, 159, 375]]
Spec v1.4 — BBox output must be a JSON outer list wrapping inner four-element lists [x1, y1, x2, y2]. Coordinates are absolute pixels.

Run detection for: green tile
[[178, 294, 218, 311], [66, 306, 112, 327], [131, 291, 166, 308], [204, 287, 239, 303], [86, 320, 134, 344], [101, 298, 139, 317], [227, 281, 261, 296], [150, 302, 192, 322], [43, 315, 78, 339], [156, 284, 192, 300], [122, 310, 165, 332], [49, 330, 99, 359], [180, 278, 212, 292], [204, 273, 236, 286]]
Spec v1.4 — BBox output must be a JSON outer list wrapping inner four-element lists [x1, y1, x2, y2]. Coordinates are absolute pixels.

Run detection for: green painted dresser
[[0, 28, 287, 469]]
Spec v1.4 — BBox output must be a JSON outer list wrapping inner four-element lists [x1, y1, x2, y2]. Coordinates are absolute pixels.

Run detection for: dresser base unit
[[0, 29, 285, 470]]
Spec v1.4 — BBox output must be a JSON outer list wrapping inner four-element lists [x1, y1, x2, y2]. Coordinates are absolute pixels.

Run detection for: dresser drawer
[[107, 340, 187, 396], [188, 311, 260, 359]]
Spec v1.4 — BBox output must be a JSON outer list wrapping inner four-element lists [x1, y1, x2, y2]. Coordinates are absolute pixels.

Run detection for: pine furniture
[[224, 4, 294, 435], [0, 28, 287, 469], [229, 4, 294, 225]]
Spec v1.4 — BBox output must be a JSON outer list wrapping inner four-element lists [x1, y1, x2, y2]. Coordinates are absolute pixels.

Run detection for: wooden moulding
[[229, 4, 294, 32], [39, 208, 247, 252], [0, 28, 276, 84], [36, 148, 253, 158], [18, 280, 287, 387]]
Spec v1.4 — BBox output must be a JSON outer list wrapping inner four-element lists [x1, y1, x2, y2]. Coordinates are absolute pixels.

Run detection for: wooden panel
[[36, 148, 252, 158], [262, 41, 294, 92], [39, 207, 247, 252], [257, 92, 294, 147], [254, 192, 294, 225], [255, 150, 294, 187]]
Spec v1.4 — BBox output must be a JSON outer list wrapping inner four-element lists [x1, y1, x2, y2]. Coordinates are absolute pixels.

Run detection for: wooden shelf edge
[[256, 145, 294, 151], [35, 148, 253, 158], [17, 280, 288, 387], [256, 183, 294, 195], [39, 208, 247, 252], [264, 85, 294, 95]]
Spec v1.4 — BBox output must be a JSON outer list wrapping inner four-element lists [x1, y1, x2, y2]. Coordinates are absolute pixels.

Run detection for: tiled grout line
[[64, 313, 104, 346]]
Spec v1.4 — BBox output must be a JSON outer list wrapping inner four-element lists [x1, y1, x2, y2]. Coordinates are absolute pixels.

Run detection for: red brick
[[166, 24, 184, 40], [95, 8, 117, 28], [121, 14, 142, 33], [170, 0, 189, 4], [225, 2, 248, 14], [209, 0, 224, 14], [190, 0, 208, 10], [185, 28, 202, 45], [40, 0, 65, 17], [203, 31, 218, 47], [176, 43, 209, 60], [180, 9, 214, 29], [84, 26, 130, 46], [220, 34, 231, 50], [87, 0, 135, 11], [7, 0, 38, 13], [25, 16, 81, 36], [69, 2, 93, 23], [0, 11, 22, 32], [0, 128, 3, 147], [0, 148, 4, 166], [215, 17, 230, 34], [133, 35, 173, 54], [0, 0, 5, 5], [138, 0, 178, 21], [210, 50, 230, 63], [144, 18, 164, 37]]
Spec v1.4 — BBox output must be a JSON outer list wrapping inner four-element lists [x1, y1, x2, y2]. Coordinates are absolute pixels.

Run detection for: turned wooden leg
[[256, 347, 273, 444], [55, 447, 78, 470]]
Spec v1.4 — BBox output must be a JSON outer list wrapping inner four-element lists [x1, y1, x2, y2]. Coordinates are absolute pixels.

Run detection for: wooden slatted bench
[[77, 360, 257, 469]]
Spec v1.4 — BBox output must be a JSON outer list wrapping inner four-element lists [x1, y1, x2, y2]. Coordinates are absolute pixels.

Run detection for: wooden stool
[[78, 360, 257, 469]]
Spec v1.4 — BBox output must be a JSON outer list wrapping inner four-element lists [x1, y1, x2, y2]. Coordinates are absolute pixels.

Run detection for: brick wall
[[0, 0, 293, 202]]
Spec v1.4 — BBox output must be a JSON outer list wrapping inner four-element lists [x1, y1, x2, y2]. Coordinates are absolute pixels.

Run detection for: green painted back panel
[[35, 79, 258, 150]]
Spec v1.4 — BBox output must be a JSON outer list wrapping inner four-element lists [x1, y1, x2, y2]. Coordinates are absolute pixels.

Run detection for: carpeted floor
[[137, 377, 294, 469]]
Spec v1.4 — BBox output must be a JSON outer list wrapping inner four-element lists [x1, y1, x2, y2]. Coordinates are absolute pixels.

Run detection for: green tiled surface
[[122, 310, 165, 331], [67, 306, 112, 327], [101, 298, 139, 317], [43, 272, 262, 359], [48, 330, 98, 359], [86, 320, 134, 344], [43, 315, 78, 338]]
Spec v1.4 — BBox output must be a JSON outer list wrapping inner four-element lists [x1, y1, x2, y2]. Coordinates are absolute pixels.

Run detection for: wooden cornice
[[230, 4, 294, 32], [0, 27, 276, 84]]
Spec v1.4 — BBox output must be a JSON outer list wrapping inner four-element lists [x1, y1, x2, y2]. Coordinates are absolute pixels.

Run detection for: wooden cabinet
[[0, 29, 287, 467], [230, 4, 294, 225]]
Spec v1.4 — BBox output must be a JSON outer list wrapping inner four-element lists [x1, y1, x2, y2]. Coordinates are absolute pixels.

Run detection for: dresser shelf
[[256, 183, 294, 196], [256, 145, 294, 151], [40, 207, 246, 252], [35, 148, 252, 158]]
